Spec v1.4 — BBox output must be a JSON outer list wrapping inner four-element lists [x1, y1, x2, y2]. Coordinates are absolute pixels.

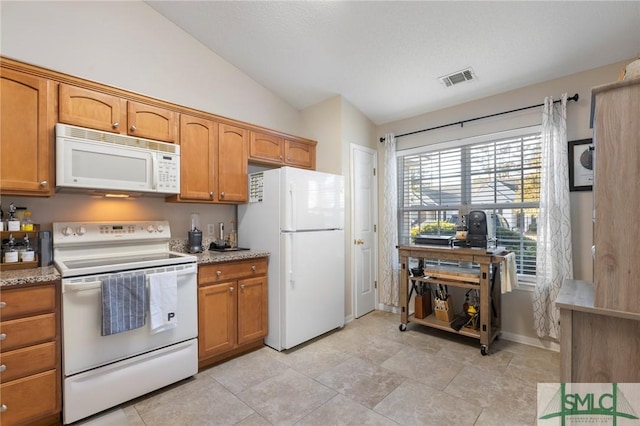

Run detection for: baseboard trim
[[378, 303, 400, 314], [500, 331, 560, 352]]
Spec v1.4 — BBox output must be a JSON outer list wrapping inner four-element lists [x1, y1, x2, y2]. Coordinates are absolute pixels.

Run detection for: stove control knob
[[76, 226, 87, 236], [156, 224, 164, 233], [146, 225, 155, 233], [62, 226, 74, 236]]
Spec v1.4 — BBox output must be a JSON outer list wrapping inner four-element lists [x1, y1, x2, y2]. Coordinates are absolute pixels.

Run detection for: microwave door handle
[[151, 154, 158, 190]]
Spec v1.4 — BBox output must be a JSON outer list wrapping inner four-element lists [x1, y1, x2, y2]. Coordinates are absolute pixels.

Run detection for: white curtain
[[533, 93, 573, 339], [380, 133, 400, 307]]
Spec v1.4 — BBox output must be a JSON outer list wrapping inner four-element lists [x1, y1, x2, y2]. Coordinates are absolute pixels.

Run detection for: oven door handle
[[64, 281, 102, 293]]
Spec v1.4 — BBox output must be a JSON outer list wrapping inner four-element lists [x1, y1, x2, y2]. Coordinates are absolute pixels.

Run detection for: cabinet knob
[[0, 333, 5, 341], [251, 265, 256, 271], [209, 192, 214, 198], [112, 122, 119, 129], [216, 271, 222, 277], [0, 301, 6, 308], [279, 155, 283, 160], [220, 192, 225, 198], [287, 157, 291, 161], [130, 124, 137, 132], [0, 404, 6, 413], [240, 284, 245, 290], [0, 364, 6, 372], [229, 286, 235, 292], [40, 180, 48, 187]]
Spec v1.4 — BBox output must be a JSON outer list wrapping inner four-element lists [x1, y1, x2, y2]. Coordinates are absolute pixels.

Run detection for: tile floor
[[77, 310, 559, 426]]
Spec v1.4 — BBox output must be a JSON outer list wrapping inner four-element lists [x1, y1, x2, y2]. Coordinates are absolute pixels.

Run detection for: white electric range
[[53, 221, 198, 424]]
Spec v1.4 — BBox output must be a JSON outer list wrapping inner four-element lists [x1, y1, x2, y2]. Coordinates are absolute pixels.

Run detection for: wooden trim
[[1, 56, 317, 147]]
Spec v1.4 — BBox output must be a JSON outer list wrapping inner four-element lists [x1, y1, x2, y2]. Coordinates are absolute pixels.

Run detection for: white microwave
[[56, 123, 180, 196]]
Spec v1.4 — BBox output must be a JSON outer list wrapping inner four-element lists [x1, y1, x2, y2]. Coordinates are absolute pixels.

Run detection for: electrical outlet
[[207, 224, 215, 235]]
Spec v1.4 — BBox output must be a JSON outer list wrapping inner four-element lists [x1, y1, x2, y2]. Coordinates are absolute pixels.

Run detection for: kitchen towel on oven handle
[[149, 271, 178, 334], [101, 274, 147, 336]]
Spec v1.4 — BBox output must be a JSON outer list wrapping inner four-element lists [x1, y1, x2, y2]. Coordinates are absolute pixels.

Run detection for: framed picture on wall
[[568, 138, 594, 191]]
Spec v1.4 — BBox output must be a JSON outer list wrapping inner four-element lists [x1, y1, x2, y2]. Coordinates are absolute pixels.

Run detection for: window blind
[[398, 128, 542, 278]]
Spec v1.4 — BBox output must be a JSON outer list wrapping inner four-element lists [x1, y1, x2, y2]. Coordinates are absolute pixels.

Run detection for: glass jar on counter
[[3, 235, 18, 263]]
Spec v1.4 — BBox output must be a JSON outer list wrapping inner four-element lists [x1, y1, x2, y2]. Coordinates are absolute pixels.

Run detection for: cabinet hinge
[[374, 280, 377, 289], [374, 224, 377, 232], [373, 168, 376, 176]]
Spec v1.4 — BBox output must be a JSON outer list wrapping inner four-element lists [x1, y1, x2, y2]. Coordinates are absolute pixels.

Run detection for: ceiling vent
[[439, 68, 476, 87]]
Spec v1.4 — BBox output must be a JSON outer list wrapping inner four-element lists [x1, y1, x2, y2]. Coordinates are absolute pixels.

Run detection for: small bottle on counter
[[228, 220, 237, 249], [4, 234, 18, 263], [21, 210, 34, 231], [6, 203, 20, 232], [20, 234, 35, 262]]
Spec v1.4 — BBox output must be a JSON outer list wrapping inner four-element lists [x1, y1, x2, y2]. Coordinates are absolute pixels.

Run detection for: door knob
[[354, 239, 364, 245]]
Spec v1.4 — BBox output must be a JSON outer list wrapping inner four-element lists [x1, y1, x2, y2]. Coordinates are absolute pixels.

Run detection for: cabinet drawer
[[199, 258, 267, 285], [0, 341, 57, 382], [0, 369, 59, 426], [0, 285, 56, 320], [0, 313, 56, 352]]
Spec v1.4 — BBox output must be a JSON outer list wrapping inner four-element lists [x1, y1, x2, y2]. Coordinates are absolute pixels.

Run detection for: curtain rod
[[379, 93, 579, 143]]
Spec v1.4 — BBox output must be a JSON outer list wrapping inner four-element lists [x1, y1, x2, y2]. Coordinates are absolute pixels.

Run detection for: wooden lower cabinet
[[0, 282, 61, 426], [198, 258, 268, 368]]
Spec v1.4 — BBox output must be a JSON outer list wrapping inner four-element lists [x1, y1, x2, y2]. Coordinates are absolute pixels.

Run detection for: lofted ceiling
[[146, 1, 640, 125]]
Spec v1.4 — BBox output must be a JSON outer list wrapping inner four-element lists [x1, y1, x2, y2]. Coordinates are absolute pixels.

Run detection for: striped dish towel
[[101, 274, 147, 336]]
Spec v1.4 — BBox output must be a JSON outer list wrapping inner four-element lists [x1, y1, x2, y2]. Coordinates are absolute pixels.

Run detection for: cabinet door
[[0, 69, 54, 196], [198, 283, 237, 358], [59, 84, 126, 133], [217, 123, 248, 203], [0, 369, 59, 426], [177, 114, 218, 202], [249, 132, 284, 165], [285, 139, 315, 169], [127, 101, 178, 143], [237, 275, 268, 345]]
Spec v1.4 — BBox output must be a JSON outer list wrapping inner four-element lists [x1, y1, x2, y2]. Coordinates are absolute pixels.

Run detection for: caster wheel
[[399, 324, 407, 332], [480, 345, 488, 356]]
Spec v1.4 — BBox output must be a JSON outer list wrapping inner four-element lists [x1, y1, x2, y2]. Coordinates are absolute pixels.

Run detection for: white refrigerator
[[238, 167, 345, 351]]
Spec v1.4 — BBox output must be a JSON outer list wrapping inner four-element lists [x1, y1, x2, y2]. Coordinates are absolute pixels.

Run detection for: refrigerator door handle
[[289, 182, 297, 231], [286, 233, 294, 287]]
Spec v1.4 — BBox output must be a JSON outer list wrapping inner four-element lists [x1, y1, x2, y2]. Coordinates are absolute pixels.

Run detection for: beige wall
[[0, 1, 303, 136], [376, 59, 633, 344], [301, 96, 377, 320]]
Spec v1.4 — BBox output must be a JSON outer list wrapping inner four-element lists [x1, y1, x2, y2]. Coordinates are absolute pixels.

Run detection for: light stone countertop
[[0, 243, 269, 287]]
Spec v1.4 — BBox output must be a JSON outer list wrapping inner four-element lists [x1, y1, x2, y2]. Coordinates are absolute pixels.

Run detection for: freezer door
[[281, 167, 344, 231], [282, 230, 345, 349]]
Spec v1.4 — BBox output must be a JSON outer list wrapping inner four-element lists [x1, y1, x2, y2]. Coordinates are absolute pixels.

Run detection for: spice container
[[6, 203, 20, 231], [21, 210, 34, 231], [20, 234, 35, 262], [3, 234, 18, 263]]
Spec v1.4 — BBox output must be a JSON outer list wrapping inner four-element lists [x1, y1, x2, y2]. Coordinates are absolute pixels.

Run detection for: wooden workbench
[[397, 244, 505, 355]]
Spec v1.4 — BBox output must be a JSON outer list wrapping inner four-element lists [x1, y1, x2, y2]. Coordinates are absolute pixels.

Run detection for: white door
[[351, 144, 377, 318]]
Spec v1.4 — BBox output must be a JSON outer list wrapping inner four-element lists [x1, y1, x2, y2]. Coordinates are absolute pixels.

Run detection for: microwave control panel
[[157, 154, 180, 192]]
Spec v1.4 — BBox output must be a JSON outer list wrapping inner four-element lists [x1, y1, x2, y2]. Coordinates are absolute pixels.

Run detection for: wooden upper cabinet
[[169, 116, 247, 204], [127, 101, 178, 143], [285, 139, 316, 169], [59, 84, 178, 143], [174, 114, 218, 202], [218, 123, 248, 203], [0, 68, 55, 196], [249, 132, 284, 164], [248, 131, 316, 170], [59, 84, 126, 133]]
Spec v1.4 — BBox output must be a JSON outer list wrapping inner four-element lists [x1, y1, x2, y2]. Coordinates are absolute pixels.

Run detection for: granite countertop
[[0, 243, 270, 287], [0, 265, 61, 287]]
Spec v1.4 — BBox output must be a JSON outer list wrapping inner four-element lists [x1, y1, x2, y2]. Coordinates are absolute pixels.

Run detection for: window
[[397, 126, 541, 281]]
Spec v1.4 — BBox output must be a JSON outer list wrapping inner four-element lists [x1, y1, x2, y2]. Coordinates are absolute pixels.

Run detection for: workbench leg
[[479, 263, 491, 353], [399, 256, 408, 325]]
